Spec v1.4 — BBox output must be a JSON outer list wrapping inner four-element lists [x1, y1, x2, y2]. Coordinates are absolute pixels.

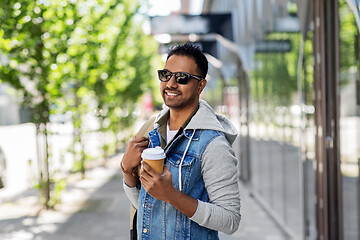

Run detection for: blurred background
[[0, 0, 359, 240]]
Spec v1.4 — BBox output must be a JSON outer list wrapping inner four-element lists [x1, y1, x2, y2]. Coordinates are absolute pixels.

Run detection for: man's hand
[[121, 136, 149, 172], [140, 162, 176, 202], [139, 161, 198, 218], [121, 136, 149, 187]]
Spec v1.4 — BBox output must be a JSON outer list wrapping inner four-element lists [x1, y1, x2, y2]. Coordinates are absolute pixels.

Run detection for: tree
[[0, 0, 57, 208], [0, 0, 159, 208]]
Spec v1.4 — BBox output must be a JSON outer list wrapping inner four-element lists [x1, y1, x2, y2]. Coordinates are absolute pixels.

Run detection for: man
[[121, 43, 241, 239]]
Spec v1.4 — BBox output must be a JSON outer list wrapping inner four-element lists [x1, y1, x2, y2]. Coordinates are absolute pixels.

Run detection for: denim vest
[[137, 128, 221, 240]]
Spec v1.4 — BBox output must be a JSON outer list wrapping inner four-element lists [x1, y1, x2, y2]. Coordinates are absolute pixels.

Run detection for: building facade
[[198, 0, 359, 240]]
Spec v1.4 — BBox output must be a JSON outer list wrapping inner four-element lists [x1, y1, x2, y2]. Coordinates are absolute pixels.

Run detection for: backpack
[[129, 116, 156, 240]]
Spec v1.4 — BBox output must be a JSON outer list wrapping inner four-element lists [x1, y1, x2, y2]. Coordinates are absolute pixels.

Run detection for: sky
[[147, 0, 181, 16], [146, 0, 204, 16]]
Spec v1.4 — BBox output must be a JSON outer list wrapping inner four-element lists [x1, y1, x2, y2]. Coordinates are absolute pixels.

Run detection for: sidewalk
[[0, 155, 130, 240], [219, 182, 288, 240], [0, 153, 288, 240]]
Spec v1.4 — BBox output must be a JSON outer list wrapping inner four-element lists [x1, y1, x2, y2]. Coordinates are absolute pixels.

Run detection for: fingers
[[140, 163, 175, 201], [136, 141, 149, 148], [131, 136, 149, 143], [162, 166, 172, 180], [130, 137, 149, 150], [140, 163, 171, 182], [139, 162, 151, 184], [121, 136, 149, 170], [141, 161, 157, 177], [139, 171, 149, 183], [133, 136, 148, 141], [163, 165, 170, 174]]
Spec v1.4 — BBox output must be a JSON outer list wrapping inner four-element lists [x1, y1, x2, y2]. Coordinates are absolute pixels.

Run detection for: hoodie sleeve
[[189, 134, 241, 235], [123, 180, 140, 208]]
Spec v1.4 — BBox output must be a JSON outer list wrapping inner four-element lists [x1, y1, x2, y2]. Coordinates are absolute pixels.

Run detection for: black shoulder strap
[[130, 210, 137, 240]]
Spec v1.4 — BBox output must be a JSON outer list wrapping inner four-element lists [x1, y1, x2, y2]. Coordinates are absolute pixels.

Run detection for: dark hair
[[167, 43, 208, 78]]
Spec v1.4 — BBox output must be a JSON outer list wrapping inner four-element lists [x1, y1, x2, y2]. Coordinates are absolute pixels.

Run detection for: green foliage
[[249, 29, 316, 141], [71, 158, 84, 173], [338, 0, 359, 72], [253, 32, 300, 106], [1, 0, 159, 207], [33, 176, 50, 207], [0, 0, 158, 125], [48, 178, 66, 208]]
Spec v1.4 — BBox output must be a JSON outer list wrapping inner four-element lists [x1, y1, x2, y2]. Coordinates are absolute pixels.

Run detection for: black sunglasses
[[157, 69, 203, 85]]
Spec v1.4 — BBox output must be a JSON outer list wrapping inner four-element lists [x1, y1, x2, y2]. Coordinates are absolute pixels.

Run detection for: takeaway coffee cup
[[141, 146, 166, 175]]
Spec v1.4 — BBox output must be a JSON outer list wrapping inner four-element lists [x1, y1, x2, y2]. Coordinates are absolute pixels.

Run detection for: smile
[[165, 91, 180, 97]]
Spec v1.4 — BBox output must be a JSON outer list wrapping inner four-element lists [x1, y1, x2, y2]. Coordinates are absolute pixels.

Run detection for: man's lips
[[164, 90, 181, 97]]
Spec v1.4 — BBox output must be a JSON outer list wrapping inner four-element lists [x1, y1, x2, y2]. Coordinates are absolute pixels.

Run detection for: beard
[[162, 88, 198, 110]]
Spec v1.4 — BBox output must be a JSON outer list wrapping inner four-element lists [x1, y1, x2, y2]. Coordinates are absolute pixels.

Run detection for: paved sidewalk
[[219, 182, 288, 240], [0, 154, 288, 240], [0, 156, 130, 240]]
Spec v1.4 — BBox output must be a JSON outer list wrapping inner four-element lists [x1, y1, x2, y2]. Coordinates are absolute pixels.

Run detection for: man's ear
[[198, 79, 207, 95]]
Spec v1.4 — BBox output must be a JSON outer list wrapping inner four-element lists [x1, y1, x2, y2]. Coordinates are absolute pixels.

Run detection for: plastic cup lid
[[141, 146, 166, 160]]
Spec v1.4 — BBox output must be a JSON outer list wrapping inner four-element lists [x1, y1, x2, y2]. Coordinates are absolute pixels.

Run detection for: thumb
[[163, 165, 171, 176]]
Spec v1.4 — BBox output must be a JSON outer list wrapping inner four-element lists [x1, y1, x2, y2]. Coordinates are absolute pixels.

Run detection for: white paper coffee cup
[[141, 146, 166, 174]]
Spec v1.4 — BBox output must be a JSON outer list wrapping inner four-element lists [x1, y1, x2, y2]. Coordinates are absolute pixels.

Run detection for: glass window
[[249, 17, 316, 240], [338, 1, 360, 239]]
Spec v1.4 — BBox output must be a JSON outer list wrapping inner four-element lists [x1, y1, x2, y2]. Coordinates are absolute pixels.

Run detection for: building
[[202, 1, 359, 239]]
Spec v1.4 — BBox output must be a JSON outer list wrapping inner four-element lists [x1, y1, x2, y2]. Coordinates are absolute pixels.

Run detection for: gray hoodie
[[123, 99, 241, 235]]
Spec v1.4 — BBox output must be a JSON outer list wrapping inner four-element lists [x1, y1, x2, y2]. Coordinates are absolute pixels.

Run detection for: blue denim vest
[[137, 128, 221, 240]]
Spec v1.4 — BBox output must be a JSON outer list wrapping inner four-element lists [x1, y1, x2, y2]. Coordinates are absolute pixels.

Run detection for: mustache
[[163, 88, 181, 94]]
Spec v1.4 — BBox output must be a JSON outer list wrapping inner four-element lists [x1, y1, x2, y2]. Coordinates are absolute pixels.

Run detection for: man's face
[[160, 55, 206, 111]]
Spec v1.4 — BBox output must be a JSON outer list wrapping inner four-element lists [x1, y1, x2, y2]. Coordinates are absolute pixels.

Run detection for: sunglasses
[[157, 69, 203, 85]]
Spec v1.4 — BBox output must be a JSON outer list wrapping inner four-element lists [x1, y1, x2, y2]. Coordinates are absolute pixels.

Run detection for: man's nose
[[166, 75, 178, 89]]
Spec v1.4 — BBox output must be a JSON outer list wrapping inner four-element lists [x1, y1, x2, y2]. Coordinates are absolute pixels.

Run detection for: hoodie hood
[[155, 99, 238, 144]]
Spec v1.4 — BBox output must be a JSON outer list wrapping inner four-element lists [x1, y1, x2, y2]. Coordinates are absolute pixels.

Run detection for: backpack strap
[[129, 205, 138, 239], [135, 116, 156, 138], [129, 116, 156, 239]]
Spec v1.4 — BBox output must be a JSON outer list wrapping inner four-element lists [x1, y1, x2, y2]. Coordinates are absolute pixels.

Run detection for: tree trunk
[[43, 123, 50, 208], [80, 132, 85, 179], [36, 123, 51, 209]]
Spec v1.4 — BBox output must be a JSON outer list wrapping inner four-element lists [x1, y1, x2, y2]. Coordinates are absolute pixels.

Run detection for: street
[[0, 154, 287, 240]]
